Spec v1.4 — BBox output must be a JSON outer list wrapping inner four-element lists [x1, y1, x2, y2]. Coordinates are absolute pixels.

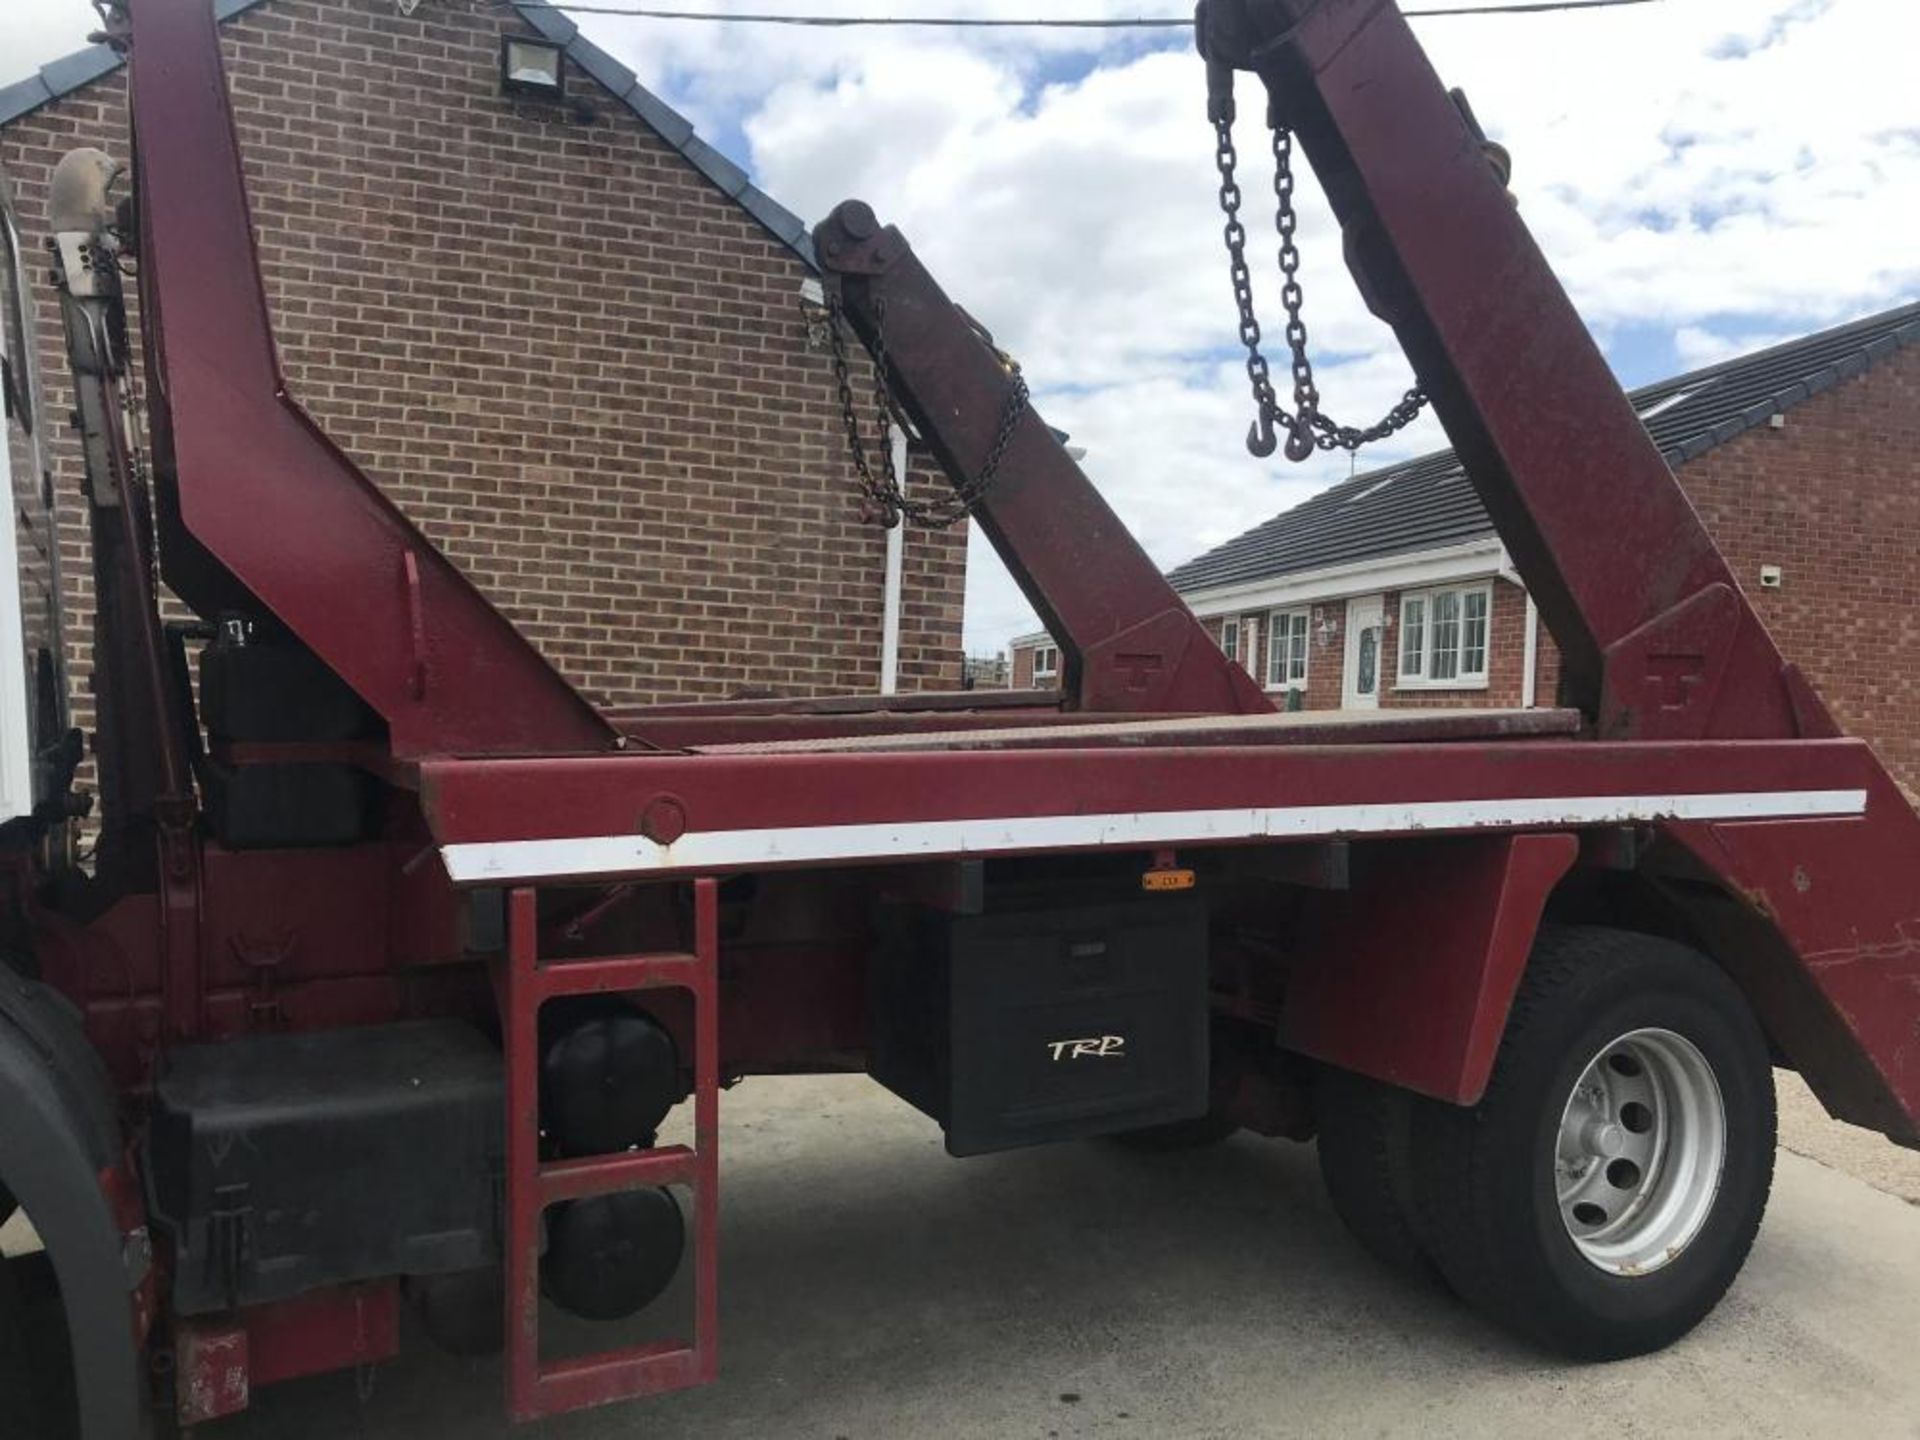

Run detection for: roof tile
[[0, 74, 57, 128], [680, 135, 750, 198], [37, 46, 120, 96], [563, 35, 635, 97], [620, 81, 695, 148]]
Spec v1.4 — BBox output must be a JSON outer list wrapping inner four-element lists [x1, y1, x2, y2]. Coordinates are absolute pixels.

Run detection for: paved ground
[[1777, 1069, 1920, 1203], [221, 1072, 1920, 1440]]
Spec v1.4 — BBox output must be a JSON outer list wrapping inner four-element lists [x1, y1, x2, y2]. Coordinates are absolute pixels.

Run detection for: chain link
[[825, 288, 1028, 529], [1211, 110, 1283, 455], [1213, 112, 1428, 461]]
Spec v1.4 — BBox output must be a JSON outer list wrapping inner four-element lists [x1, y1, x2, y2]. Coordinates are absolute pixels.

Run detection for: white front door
[[1343, 595, 1385, 709]]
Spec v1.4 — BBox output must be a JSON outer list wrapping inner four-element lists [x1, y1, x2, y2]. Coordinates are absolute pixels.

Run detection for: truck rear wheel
[[1411, 926, 1774, 1359], [1313, 1066, 1436, 1281], [0, 1256, 56, 1437]]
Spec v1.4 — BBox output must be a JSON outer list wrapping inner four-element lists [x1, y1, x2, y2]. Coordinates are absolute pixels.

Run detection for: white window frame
[[1030, 643, 1060, 685], [1264, 607, 1309, 691], [1219, 618, 1240, 666], [1397, 582, 1492, 690]]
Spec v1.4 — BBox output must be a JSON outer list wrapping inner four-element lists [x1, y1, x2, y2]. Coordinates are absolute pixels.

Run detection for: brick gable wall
[[1, 0, 964, 749], [1672, 346, 1920, 791]]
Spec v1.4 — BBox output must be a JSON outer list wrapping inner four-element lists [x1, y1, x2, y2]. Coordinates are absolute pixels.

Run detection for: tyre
[[1313, 1065, 1437, 1281], [0, 1255, 57, 1438], [1411, 926, 1775, 1360]]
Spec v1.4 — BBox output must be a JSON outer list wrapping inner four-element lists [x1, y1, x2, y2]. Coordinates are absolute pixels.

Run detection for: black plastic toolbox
[[869, 895, 1209, 1156]]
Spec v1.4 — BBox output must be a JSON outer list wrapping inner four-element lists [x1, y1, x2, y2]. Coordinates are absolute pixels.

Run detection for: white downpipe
[[1522, 592, 1540, 709], [879, 423, 907, 695]]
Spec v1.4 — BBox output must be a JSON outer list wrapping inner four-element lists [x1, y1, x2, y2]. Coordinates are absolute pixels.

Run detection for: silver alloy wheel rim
[[1554, 1027, 1726, 1275]]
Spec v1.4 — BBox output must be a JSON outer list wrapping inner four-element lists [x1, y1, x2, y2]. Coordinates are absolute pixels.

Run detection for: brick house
[[1010, 304, 1920, 789], [0, 0, 965, 732]]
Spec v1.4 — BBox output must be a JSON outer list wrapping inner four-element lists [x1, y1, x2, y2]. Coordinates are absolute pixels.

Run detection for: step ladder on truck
[[0, 0, 1916, 1432]]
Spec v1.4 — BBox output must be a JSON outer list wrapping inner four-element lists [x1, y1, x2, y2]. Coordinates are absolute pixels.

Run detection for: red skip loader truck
[[0, 0, 1914, 1432]]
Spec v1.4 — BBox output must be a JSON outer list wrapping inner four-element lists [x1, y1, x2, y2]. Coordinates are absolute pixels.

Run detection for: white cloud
[[578, 0, 1918, 652], [0, 0, 99, 88], [1672, 324, 1794, 370]]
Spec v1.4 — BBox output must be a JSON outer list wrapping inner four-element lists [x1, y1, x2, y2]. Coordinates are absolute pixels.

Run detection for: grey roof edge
[[510, 1, 817, 270], [1688, 310, 1920, 458], [0, 2, 816, 271], [1640, 304, 1920, 398], [0, 0, 276, 126]]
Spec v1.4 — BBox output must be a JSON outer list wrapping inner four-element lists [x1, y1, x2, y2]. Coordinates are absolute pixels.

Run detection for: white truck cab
[[0, 171, 70, 826]]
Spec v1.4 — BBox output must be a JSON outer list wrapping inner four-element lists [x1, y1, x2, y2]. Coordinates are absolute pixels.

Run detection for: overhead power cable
[[543, 0, 1659, 26]]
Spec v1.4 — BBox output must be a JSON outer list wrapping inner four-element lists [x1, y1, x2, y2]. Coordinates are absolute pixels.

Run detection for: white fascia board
[[1178, 537, 1511, 617], [1007, 629, 1052, 651]]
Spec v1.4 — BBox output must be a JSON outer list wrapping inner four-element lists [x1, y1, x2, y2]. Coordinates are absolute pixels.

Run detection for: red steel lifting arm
[[125, 0, 611, 758], [812, 203, 1272, 716], [1195, 0, 1837, 743]]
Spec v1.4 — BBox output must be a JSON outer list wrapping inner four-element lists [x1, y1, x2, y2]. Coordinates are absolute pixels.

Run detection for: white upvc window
[[1219, 618, 1240, 666], [1398, 583, 1491, 688], [1265, 608, 1309, 690], [1031, 644, 1060, 685]]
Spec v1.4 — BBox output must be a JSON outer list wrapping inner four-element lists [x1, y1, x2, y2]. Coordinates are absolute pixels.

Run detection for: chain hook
[[1246, 405, 1278, 458]]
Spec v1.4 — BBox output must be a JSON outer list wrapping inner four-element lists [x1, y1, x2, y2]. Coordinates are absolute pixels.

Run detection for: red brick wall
[[1674, 347, 1920, 791], [1534, 620, 1564, 711], [1296, 604, 1347, 711], [1010, 644, 1034, 689], [0, 0, 965, 746], [1009, 639, 1062, 690]]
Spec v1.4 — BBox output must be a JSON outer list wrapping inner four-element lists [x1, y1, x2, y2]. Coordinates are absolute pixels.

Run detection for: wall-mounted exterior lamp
[[501, 36, 565, 98], [797, 277, 832, 350]]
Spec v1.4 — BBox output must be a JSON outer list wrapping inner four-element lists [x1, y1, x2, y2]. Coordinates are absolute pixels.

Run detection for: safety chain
[[1212, 110, 1428, 461], [100, 236, 151, 492], [825, 289, 1029, 529]]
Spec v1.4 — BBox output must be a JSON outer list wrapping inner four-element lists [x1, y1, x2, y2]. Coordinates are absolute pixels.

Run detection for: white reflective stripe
[[439, 787, 1867, 884]]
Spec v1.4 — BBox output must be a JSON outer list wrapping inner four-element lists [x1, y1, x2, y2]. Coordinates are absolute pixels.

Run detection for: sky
[[4, 0, 1917, 653]]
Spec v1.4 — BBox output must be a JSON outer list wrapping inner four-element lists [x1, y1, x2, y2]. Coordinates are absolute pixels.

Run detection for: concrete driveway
[[225, 1074, 1920, 1440]]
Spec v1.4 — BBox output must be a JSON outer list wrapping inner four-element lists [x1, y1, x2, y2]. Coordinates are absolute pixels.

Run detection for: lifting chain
[[1212, 107, 1428, 461], [825, 289, 1029, 530]]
